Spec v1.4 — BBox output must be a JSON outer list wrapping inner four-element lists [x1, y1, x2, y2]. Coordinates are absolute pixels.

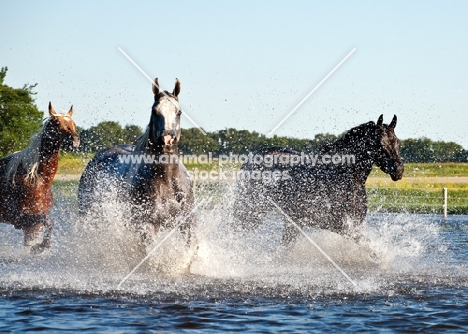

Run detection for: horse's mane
[[318, 121, 376, 154], [134, 126, 150, 153], [5, 118, 51, 185]]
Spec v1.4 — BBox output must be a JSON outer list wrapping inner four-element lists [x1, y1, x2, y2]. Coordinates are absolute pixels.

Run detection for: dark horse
[[0, 102, 80, 254], [78, 78, 194, 246], [232, 115, 404, 245]]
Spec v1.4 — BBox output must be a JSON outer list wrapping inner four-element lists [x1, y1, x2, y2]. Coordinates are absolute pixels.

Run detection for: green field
[[58, 152, 468, 177], [56, 153, 468, 214], [370, 162, 468, 178], [53, 178, 468, 215], [367, 164, 468, 214], [57, 152, 93, 174]]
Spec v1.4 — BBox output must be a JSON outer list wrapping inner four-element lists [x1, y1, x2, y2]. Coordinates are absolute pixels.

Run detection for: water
[[1, 195, 468, 331]]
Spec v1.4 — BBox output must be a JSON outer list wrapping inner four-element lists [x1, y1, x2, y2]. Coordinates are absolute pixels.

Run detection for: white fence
[[366, 186, 468, 217]]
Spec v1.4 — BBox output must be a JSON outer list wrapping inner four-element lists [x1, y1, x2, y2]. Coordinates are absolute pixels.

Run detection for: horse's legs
[[140, 222, 157, 244], [24, 224, 42, 247], [29, 216, 53, 254], [40, 216, 52, 248], [178, 216, 194, 247], [231, 192, 268, 231], [280, 223, 300, 246]]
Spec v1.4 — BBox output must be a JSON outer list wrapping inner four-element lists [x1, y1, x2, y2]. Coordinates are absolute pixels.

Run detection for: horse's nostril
[[163, 135, 174, 146]]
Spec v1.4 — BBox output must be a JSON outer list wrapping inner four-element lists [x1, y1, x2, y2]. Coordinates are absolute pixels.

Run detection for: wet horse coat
[[78, 78, 195, 244], [233, 115, 404, 245], [0, 103, 80, 253]]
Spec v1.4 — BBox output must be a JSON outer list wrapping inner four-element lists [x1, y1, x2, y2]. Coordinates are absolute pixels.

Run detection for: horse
[[0, 102, 80, 254], [232, 115, 404, 245], [78, 78, 195, 247]]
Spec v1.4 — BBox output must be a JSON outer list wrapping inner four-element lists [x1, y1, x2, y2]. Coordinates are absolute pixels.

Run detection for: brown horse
[[0, 102, 80, 254]]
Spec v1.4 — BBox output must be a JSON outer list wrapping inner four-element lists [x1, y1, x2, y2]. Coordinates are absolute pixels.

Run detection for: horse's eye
[[177, 110, 182, 116]]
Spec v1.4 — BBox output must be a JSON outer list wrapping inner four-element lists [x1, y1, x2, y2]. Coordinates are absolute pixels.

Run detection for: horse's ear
[[49, 102, 57, 116], [377, 114, 383, 126], [152, 78, 159, 96], [389, 115, 397, 129], [67, 105, 74, 117], [173, 78, 181, 97]]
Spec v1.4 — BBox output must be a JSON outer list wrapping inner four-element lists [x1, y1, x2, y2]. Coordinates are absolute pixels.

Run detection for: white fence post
[[443, 187, 448, 218]]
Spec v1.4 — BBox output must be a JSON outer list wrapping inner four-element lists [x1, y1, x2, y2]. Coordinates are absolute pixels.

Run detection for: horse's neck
[[38, 133, 61, 181], [148, 147, 180, 180], [319, 134, 375, 184]]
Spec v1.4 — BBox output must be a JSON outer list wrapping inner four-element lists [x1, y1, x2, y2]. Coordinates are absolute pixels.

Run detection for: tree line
[[0, 67, 43, 156], [1, 66, 467, 163], [77, 122, 468, 163]]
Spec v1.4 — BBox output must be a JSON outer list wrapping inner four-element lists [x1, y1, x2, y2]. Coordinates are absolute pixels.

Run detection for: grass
[[367, 163, 468, 214], [367, 187, 468, 215], [53, 179, 468, 215], [59, 153, 468, 178], [55, 155, 468, 214], [366, 177, 468, 190], [370, 162, 468, 178], [53, 180, 80, 202], [57, 151, 93, 175], [57, 152, 240, 175]]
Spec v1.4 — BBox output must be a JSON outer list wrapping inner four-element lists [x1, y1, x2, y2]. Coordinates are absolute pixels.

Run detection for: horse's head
[[148, 78, 182, 154], [373, 114, 404, 181], [47, 102, 80, 150]]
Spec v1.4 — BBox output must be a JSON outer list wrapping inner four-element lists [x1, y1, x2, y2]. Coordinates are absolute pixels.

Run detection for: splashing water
[[1, 183, 467, 300]]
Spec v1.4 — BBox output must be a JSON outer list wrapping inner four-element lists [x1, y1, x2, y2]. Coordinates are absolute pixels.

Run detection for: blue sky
[[1, 1, 467, 148]]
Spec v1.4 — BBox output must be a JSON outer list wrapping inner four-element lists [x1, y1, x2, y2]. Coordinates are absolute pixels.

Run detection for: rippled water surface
[[1, 197, 468, 331]]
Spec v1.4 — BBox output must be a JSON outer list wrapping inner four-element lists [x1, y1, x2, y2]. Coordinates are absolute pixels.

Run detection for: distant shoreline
[[54, 174, 468, 184], [55, 174, 81, 181]]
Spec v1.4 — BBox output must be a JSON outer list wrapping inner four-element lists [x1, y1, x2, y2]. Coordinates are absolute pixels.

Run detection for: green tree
[[216, 128, 268, 155], [432, 141, 466, 162], [123, 124, 143, 144], [312, 133, 338, 150], [79, 122, 144, 152], [401, 137, 468, 162], [264, 134, 290, 149], [79, 121, 125, 152], [77, 120, 468, 163], [179, 128, 219, 155], [0, 67, 43, 157]]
